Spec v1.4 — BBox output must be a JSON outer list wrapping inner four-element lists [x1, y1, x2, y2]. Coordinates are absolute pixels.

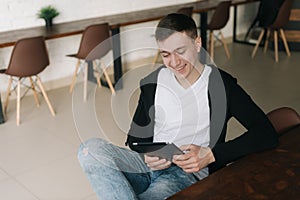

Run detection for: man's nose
[[170, 53, 180, 67]]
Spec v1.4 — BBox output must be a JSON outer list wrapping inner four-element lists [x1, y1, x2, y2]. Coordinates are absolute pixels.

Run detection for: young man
[[78, 13, 278, 200]]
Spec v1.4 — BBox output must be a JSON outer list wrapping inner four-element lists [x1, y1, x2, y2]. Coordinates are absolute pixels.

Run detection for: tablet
[[132, 142, 183, 161]]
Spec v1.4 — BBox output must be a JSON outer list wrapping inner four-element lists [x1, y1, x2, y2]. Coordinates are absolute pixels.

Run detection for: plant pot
[[44, 18, 53, 27]]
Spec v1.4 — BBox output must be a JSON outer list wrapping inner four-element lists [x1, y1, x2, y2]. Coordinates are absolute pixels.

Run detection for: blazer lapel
[[208, 65, 227, 148]]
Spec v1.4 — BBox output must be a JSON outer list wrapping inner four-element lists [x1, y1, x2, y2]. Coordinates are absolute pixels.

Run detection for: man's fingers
[[148, 159, 171, 170], [144, 155, 159, 164], [173, 153, 189, 161], [148, 158, 166, 167]]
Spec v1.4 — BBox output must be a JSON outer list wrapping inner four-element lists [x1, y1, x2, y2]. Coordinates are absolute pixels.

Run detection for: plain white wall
[[0, 0, 259, 93]]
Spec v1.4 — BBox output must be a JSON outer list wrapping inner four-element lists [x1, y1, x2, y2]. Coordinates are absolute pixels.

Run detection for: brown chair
[[267, 107, 300, 135], [207, 1, 231, 60], [68, 23, 115, 100], [0, 36, 55, 125], [251, 0, 294, 62], [152, 7, 194, 66]]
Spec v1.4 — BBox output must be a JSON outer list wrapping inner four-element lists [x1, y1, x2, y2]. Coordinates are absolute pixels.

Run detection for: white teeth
[[176, 65, 185, 71]]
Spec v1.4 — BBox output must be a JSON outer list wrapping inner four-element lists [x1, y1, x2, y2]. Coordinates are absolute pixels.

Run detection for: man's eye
[[161, 53, 169, 58], [176, 49, 186, 54]]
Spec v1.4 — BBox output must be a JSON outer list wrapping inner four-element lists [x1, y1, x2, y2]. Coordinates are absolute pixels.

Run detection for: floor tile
[[0, 130, 75, 176], [0, 168, 9, 182], [0, 178, 39, 200], [16, 155, 95, 200]]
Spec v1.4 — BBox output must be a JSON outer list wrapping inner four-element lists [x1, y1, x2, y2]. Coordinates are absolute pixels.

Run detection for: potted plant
[[37, 5, 59, 27]]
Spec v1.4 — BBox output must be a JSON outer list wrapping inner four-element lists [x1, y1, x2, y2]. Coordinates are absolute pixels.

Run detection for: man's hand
[[172, 144, 215, 173], [144, 155, 171, 171]]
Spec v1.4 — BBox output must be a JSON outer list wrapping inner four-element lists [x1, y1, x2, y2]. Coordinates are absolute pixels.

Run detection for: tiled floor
[[0, 42, 299, 199]]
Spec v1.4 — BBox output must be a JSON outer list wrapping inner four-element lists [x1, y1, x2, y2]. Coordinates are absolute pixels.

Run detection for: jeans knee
[[78, 138, 113, 164]]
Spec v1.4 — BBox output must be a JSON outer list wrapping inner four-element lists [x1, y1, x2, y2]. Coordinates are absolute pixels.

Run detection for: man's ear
[[195, 37, 202, 52]]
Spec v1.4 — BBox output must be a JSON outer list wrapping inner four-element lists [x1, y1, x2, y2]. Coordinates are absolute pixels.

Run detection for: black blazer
[[126, 66, 278, 173]]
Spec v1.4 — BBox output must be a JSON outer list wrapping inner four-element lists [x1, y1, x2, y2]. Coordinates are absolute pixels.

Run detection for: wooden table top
[[0, 0, 258, 48], [168, 125, 300, 200]]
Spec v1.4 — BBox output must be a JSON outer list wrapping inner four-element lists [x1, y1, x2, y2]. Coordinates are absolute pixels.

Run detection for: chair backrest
[[257, 0, 285, 27], [270, 0, 294, 29], [77, 23, 112, 61], [267, 107, 300, 135], [177, 6, 193, 17], [6, 36, 49, 77], [207, 1, 231, 30]]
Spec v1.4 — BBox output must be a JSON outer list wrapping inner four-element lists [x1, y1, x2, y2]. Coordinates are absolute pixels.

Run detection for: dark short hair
[[155, 13, 198, 41]]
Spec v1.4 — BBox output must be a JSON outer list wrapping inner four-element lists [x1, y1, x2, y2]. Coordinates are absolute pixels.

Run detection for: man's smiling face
[[157, 31, 202, 85]]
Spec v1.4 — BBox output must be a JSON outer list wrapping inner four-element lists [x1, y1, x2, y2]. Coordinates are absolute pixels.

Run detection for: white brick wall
[[0, 0, 197, 32], [0, 0, 258, 93]]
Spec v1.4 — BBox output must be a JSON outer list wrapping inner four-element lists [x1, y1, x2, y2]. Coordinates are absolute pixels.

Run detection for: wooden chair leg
[[69, 59, 81, 93], [36, 76, 55, 116], [279, 29, 291, 57], [83, 62, 88, 101], [4, 76, 12, 114], [29, 77, 40, 107], [251, 29, 265, 58], [274, 30, 279, 62], [96, 75, 102, 88], [16, 79, 21, 126], [220, 31, 230, 59], [263, 29, 271, 53], [100, 61, 115, 95], [209, 31, 214, 60]]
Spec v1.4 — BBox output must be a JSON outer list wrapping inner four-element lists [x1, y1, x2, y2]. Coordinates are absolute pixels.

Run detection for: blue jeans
[[78, 138, 208, 200]]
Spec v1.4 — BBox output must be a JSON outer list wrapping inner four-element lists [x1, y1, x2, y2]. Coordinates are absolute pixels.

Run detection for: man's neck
[[176, 63, 204, 89]]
